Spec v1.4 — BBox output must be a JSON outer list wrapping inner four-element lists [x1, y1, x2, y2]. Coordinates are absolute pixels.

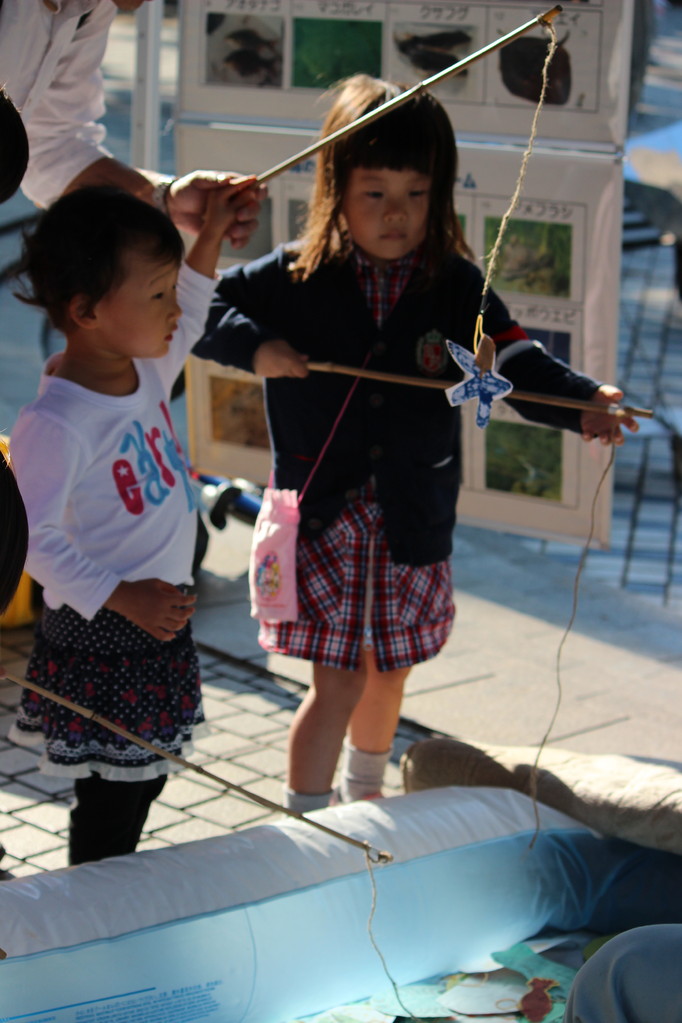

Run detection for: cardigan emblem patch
[[416, 329, 449, 376]]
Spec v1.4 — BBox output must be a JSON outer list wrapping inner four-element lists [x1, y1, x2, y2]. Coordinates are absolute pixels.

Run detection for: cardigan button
[[308, 517, 323, 530], [372, 341, 387, 356], [368, 444, 383, 461], [369, 392, 384, 408]]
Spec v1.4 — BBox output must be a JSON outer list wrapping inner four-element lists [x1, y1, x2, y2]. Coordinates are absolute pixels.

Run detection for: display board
[[179, 122, 622, 544], [178, 0, 634, 150]]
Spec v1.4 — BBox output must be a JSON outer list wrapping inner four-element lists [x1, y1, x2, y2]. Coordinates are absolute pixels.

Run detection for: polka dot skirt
[[12, 604, 204, 781]]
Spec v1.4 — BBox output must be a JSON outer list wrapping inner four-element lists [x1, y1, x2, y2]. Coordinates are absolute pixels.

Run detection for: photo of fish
[[292, 18, 382, 90], [484, 217, 572, 299], [205, 13, 284, 88], [498, 33, 571, 105], [392, 22, 475, 93]]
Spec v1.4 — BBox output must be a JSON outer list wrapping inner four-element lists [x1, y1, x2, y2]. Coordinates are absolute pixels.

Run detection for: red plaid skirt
[[258, 494, 454, 672]]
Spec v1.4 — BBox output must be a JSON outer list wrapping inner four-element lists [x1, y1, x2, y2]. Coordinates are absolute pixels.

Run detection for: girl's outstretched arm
[[185, 177, 259, 281], [104, 579, 196, 643], [253, 339, 309, 378], [193, 247, 291, 373]]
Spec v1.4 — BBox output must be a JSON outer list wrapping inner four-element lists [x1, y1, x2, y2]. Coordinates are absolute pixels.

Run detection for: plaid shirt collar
[[351, 245, 425, 327]]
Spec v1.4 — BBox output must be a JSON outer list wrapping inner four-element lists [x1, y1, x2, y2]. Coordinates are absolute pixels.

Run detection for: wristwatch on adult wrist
[[151, 178, 175, 214]]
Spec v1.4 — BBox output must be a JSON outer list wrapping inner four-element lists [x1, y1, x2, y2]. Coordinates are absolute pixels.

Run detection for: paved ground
[[0, 4, 681, 878]]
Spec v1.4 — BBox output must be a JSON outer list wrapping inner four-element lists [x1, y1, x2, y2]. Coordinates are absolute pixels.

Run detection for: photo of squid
[[392, 23, 475, 92], [498, 32, 571, 105], [205, 13, 284, 88]]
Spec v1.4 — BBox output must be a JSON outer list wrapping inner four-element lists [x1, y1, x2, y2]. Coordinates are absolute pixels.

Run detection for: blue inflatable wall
[[0, 787, 680, 1022]]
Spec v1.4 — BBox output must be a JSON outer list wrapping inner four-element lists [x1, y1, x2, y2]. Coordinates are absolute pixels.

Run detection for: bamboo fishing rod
[[306, 361, 653, 421], [252, 5, 563, 186], [0, 670, 393, 864]]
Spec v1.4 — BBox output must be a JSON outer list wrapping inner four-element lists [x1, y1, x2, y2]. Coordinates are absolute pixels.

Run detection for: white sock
[[284, 787, 332, 813], [338, 741, 391, 802]]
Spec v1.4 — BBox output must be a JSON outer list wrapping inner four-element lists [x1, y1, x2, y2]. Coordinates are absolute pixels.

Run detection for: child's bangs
[[341, 96, 447, 176], [345, 105, 438, 177]]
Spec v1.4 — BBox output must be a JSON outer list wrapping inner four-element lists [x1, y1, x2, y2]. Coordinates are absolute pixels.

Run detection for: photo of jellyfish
[[205, 13, 284, 88], [484, 217, 572, 299], [392, 22, 474, 89], [498, 32, 571, 105], [292, 18, 382, 90]]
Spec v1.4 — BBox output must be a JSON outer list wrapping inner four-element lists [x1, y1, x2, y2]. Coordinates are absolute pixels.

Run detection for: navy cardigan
[[195, 245, 600, 566]]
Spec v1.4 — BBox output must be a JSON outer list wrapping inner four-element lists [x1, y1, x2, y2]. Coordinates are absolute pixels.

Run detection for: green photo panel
[[485, 420, 562, 501], [483, 217, 572, 299], [292, 18, 382, 89]]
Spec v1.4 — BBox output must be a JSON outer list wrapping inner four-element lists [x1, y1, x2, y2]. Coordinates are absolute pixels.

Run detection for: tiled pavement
[[1, 5, 682, 879], [0, 631, 428, 878]]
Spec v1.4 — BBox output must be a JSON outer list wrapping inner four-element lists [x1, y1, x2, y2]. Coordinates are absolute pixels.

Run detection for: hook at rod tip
[[539, 4, 562, 24]]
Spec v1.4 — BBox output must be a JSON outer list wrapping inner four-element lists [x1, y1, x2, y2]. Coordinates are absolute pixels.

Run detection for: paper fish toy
[[445, 339, 513, 427]]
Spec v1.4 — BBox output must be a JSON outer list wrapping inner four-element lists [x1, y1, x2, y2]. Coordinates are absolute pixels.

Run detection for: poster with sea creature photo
[[452, 142, 619, 544], [487, 5, 597, 114], [484, 420, 563, 500], [473, 183, 585, 306], [471, 1, 631, 147], [179, 0, 633, 149], [187, 360, 271, 484], [292, 15, 383, 89], [386, 6, 485, 105], [483, 216, 573, 300], [204, 12, 284, 88]]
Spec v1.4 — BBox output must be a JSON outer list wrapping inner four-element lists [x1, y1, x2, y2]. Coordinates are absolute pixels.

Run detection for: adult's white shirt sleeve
[[19, 3, 117, 208], [10, 414, 121, 621]]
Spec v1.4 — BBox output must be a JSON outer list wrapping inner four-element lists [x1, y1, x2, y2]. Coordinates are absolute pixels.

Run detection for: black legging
[[69, 773, 167, 865]]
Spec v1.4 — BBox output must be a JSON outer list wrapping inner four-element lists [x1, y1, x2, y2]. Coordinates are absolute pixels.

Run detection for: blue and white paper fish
[[445, 339, 512, 428]]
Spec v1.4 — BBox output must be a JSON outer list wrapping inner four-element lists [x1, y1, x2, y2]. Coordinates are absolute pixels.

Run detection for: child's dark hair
[[0, 85, 29, 204], [16, 186, 184, 330], [291, 74, 472, 281], [0, 440, 29, 615]]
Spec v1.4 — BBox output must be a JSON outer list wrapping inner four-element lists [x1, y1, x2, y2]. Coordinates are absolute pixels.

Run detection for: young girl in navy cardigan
[[196, 74, 636, 812]]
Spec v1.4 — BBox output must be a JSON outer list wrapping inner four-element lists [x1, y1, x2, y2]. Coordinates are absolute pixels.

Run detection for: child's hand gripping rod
[[0, 669, 393, 864], [245, 6, 563, 188]]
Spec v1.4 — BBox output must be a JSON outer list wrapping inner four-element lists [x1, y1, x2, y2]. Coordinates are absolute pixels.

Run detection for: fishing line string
[[473, 19, 558, 352], [528, 446, 616, 845]]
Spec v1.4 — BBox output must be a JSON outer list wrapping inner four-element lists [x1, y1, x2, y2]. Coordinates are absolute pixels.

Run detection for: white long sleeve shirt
[[10, 263, 217, 620], [0, 0, 117, 206]]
